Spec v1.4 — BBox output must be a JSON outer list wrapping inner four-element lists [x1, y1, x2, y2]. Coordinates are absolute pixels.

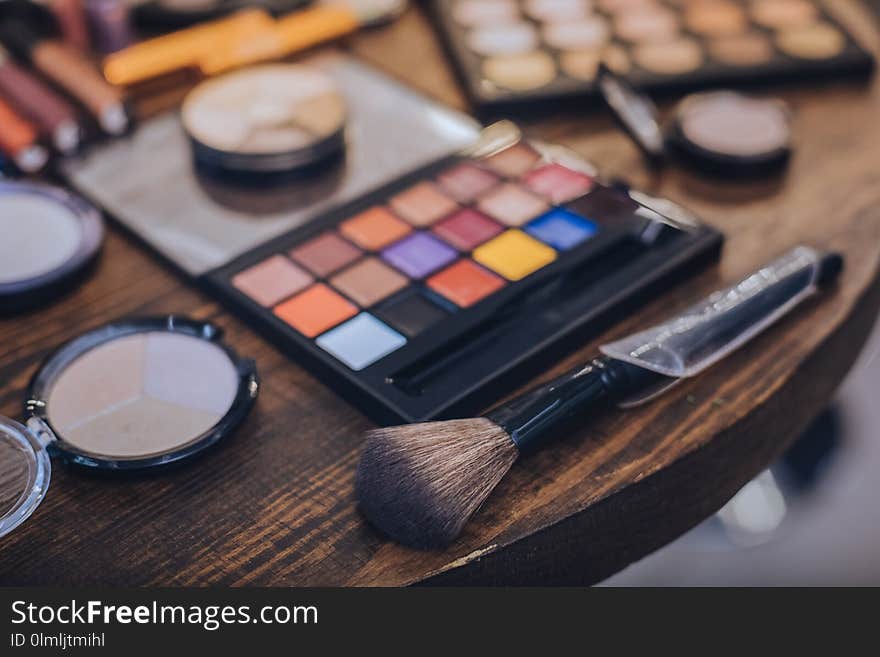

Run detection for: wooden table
[[2, 2, 880, 586]]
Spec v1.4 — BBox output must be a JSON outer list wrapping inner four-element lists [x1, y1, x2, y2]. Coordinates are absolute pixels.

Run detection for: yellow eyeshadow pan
[[473, 229, 557, 280]]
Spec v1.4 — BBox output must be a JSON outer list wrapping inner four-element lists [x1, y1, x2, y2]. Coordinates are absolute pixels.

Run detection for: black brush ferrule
[[487, 357, 665, 454]]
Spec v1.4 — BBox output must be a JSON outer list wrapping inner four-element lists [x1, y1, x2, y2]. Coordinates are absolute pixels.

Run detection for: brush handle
[[487, 357, 667, 453]]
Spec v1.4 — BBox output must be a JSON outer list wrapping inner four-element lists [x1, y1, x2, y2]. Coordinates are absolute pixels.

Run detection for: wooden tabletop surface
[[2, 2, 880, 586]]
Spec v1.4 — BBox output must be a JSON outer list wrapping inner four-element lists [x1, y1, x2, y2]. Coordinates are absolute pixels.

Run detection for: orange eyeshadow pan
[[232, 255, 313, 307], [274, 283, 357, 338], [427, 259, 505, 307], [340, 207, 412, 250], [389, 181, 459, 226]]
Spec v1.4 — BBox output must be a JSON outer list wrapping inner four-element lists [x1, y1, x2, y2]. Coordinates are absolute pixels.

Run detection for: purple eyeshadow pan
[[381, 232, 457, 278]]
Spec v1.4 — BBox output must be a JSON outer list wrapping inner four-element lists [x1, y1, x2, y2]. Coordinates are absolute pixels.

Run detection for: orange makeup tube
[[0, 97, 48, 173], [103, 5, 362, 86]]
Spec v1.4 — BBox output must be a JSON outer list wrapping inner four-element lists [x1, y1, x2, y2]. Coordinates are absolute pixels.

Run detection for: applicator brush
[[356, 246, 843, 549]]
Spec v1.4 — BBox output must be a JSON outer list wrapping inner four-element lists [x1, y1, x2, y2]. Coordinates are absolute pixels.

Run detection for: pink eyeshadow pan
[[433, 208, 503, 250], [290, 231, 361, 276], [477, 183, 550, 226], [389, 181, 459, 227], [523, 163, 594, 204], [436, 163, 500, 202], [232, 255, 313, 307]]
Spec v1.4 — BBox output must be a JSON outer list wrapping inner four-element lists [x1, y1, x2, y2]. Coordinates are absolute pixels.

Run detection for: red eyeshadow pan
[[523, 163, 594, 204], [437, 163, 500, 202], [427, 259, 505, 307], [432, 208, 503, 251]]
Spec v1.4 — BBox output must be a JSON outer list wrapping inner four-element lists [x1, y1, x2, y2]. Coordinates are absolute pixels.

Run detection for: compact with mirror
[[0, 316, 259, 539], [596, 64, 794, 176]]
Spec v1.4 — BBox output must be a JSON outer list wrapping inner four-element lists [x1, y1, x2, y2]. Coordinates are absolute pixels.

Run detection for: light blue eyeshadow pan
[[316, 313, 407, 371]]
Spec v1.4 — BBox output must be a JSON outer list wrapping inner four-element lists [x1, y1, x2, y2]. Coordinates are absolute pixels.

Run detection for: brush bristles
[[356, 418, 518, 549]]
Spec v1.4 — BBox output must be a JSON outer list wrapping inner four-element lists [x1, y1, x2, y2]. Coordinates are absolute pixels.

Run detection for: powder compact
[[597, 64, 792, 175], [0, 316, 259, 538], [0, 181, 104, 313], [181, 63, 348, 175], [427, 0, 874, 114]]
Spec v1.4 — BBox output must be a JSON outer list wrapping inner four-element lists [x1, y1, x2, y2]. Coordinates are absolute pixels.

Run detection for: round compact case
[[597, 64, 793, 177], [0, 316, 259, 538], [181, 63, 348, 176], [0, 181, 104, 313], [667, 91, 793, 176]]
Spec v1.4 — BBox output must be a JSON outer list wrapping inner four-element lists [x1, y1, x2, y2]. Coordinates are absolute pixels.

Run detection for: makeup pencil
[[356, 247, 844, 548], [0, 19, 129, 136], [0, 45, 82, 154], [0, 96, 48, 172]]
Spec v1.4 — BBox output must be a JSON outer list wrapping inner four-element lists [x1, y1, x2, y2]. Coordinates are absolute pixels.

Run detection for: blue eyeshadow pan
[[316, 313, 406, 371], [525, 208, 598, 250]]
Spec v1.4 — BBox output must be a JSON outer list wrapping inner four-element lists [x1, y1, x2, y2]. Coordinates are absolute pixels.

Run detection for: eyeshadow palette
[[205, 121, 723, 423], [428, 0, 875, 114]]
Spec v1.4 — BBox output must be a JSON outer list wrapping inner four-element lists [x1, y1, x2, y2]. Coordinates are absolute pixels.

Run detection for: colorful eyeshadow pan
[[375, 290, 451, 337], [437, 162, 500, 202], [477, 183, 550, 226], [389, 181, 459, 227], [340, 206, 412, 250], [290, 232, 361, 276], [523, 163, 593, 203], [330, 257, 408, 307], [232, 255, 313, 307], [526, 208, 598, 250], [274, 283, 357, 338], [316, 313, 406, 371], [432, 208, 504, 250], [473, 229, 557, 280], [427, 259, 505, 307], [428, 0, 872, 114], [381, 232, 458, 278]]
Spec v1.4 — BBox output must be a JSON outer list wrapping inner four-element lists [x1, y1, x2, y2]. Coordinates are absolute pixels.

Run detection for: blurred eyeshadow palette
[[208, 122, 723, 423], [427, 0, 874, 114]]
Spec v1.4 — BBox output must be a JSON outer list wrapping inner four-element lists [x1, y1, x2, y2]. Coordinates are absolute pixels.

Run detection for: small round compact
[[597, 64, 793, 177], [0, 181, 104, 313], [181, 63, 348, 176], [0, 316, 259, 538], [668, 91, 793, 175]]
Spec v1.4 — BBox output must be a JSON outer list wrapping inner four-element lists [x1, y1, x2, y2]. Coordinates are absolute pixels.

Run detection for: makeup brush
[[356, 247, 843, 549]]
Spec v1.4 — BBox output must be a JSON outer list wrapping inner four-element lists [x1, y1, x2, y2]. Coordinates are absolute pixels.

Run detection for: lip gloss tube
[[0, 45, 82, 154], [0, 97, 48, 172], [0, 20, 130, 136]]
